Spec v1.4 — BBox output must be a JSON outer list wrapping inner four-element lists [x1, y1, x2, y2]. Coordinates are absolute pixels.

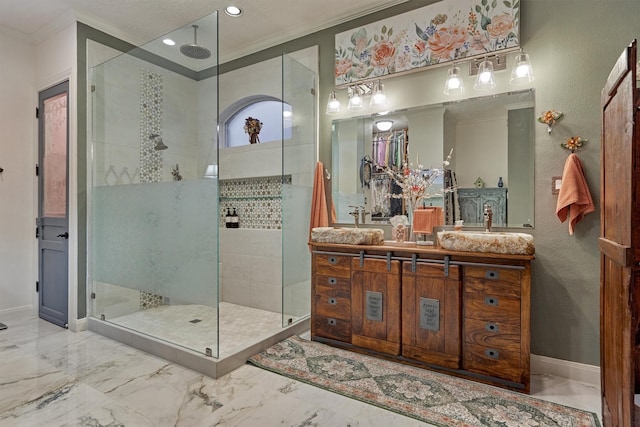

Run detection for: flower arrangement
[[561, 136, 587, 153], [537, 110, 564, 134], [244, 116, 263, 144], [386, 148, 453, 208]]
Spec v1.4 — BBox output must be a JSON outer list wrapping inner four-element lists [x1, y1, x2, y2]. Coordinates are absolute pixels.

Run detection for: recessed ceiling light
[[224, 6, 242, 17], [163, 39, 176, 46]]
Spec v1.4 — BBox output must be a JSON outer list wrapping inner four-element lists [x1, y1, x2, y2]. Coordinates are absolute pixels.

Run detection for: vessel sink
[[311, 227, 385, 245], [437, 230, 535, 255]]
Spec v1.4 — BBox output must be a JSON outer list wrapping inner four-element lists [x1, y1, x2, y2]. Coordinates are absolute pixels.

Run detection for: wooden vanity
[[310, 242, 534, 393]]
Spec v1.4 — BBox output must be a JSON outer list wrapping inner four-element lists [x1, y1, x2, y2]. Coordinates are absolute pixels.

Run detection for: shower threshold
[[88, 303, 309, 378]]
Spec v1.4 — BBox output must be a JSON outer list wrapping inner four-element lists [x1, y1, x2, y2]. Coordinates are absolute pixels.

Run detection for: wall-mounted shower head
[[180, 25, 211, 59], [149, 134, 168, 151]]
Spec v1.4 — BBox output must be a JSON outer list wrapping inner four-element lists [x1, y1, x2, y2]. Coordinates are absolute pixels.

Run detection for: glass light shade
[[326, 91, 341, 114], [375, 120, 393, 131], [443, 65, 465, 95], [369, 81, 388, 107], [510, 51, 535, 84], [347, 86, 364, 111], [204, 164, 218, 178], [474, 59, 496, 90]]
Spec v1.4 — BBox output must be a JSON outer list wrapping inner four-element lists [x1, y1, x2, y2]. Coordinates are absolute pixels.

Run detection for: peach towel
[[412, 206, 444, 234], [309, 162, 334, 246], [556, 153, 595, 235]]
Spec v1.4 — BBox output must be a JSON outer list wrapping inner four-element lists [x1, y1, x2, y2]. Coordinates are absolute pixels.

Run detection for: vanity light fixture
[[510, 48, 535, 84], [473, 57, 496, 90], [369, 80, 388, 107], [375, 120, 394, 131], [347, 86, 364, 111], [326, 90, 341, 114], [443, 63, 465, 95], [224, 6, 243, 17]]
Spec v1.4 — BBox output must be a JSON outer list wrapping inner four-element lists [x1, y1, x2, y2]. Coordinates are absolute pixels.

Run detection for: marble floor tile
[[0, 314, 603, 427]]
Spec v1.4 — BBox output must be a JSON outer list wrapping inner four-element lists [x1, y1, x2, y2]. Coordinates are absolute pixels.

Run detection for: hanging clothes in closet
[[371, 128, 408, 171]]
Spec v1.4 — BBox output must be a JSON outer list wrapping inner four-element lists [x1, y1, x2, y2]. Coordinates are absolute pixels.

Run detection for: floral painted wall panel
[[335, 0, 520, 85]]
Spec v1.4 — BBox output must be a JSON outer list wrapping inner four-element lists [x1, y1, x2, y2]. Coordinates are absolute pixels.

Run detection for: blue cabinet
[[457, 188, 507, 226]]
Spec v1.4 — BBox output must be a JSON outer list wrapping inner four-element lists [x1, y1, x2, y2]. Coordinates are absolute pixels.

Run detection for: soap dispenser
[[231, 208, 239, 228], [225, 208, 232, 228]]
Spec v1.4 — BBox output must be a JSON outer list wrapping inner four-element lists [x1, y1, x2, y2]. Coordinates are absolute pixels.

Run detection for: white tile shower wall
[[220, 229, 282, 313], [92, 50, 200, 187]]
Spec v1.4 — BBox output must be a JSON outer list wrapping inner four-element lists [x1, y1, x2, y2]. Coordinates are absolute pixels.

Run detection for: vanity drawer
[[464, 342, 522, 383], [313, 254, 352, 278], [314, 285, 351, 320], [464, 318, 521, 349], [314, 274, 351, 291], [464, 291, 521, 322], [463, 266, 521, 297], [314, 315, 352, 343]]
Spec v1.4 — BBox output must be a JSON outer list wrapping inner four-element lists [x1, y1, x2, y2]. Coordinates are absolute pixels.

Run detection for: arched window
[[222, 96, 292, 148]]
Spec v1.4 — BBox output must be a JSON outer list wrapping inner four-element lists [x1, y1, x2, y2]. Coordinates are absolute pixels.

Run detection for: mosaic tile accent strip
[[139, 69, 164, 308], [139, 69, 164, 183], [140, 291, 163, 310], [219, 175, 291, 229]]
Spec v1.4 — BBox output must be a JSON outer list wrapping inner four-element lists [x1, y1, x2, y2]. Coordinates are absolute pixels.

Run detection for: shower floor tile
[[109, 302, 283, 358]]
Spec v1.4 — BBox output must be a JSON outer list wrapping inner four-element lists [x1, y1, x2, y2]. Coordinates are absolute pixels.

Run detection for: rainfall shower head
[[180, 25, 211, 59], [149, 134, 168, 151]]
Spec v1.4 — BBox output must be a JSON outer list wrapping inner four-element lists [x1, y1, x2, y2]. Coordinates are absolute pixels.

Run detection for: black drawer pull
[[485, 270, 499, 279], [328, 257, 338, 265], [327, 318, 337, 326], [328, 298, 337, 305], [328, 277, 337, 285], [484, 296, 499, 307], [485, 349, 500, 359], [485, 323, 499, 332]]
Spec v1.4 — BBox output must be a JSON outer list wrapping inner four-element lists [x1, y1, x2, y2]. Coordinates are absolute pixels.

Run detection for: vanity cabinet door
[[462, 266, 527, 386], [351, 258, 401, 355], [312, 254, 353, 343], [401, 262, 461, 369]]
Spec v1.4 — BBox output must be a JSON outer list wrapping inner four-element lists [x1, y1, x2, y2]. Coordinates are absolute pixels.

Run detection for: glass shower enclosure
[[87, 10, 314, 372]]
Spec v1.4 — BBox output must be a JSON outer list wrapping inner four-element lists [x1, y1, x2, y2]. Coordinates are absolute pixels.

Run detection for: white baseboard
[[531, 354, 600, 386], [68, 317, 88, 332], [0, 305, 33, 318]]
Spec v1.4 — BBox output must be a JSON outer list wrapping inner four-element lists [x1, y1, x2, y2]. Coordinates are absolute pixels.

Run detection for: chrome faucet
[[483, 204, 493, 232], [348, 205, 360, 228], [360, 207, 370, 225]]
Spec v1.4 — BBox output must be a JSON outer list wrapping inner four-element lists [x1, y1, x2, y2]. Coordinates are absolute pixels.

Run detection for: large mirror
[[331, 89, 535, 229]]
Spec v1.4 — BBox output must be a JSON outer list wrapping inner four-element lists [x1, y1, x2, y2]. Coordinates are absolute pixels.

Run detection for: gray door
[[37, 81, 69, 328]]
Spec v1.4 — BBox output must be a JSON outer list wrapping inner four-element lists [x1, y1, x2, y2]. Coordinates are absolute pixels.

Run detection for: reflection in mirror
[[331, 89, 535, 229]]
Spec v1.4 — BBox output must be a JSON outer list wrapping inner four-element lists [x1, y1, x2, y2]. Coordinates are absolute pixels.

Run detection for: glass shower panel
[[281, 54, 315, 326], [89, 12, 220, 357]]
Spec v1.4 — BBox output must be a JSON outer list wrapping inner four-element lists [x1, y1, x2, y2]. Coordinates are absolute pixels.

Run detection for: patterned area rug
[[248, 336, 601, 427]]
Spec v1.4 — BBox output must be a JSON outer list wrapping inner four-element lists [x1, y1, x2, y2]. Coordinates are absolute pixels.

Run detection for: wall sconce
[[443, 63, 465, 95], [473, 57, 497, 90], [326, 90, 341, 114], [375, 120, 393, 131], [510, 48, 535, 84]]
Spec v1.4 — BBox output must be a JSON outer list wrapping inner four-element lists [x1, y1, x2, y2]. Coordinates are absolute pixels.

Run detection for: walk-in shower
[[87, 10, 314, 377]]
